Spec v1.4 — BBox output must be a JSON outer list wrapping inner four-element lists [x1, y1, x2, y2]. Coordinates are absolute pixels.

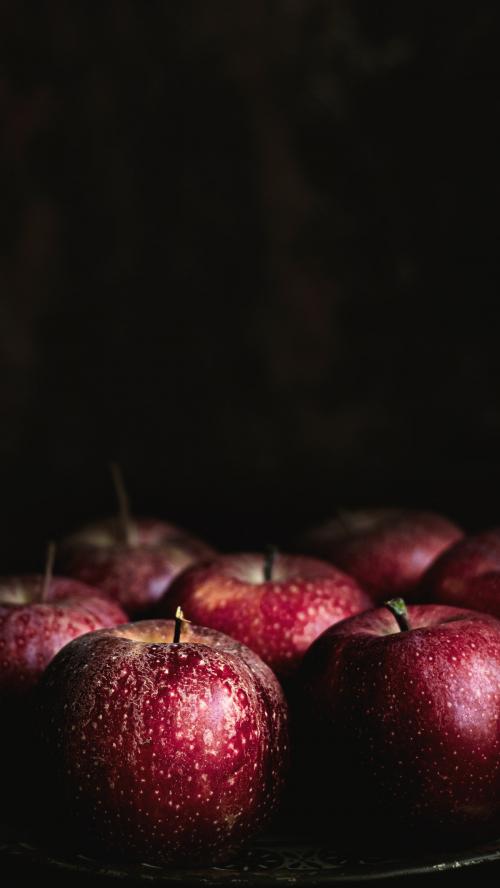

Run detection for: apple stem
[[384, 598, 410, 632], [263, 545, 277, 582], [173, 606, 189, 643], [110, 462, 133, 545], [41, 541, 56, 602]]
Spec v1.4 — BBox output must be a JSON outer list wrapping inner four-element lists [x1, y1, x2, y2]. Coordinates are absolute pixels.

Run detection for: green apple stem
[[173, 606, 189, 643], [41, 541, 56, 602], [263, 545, 277, 582], [110, 462, 133, 545], [384, 597, 410, 632]]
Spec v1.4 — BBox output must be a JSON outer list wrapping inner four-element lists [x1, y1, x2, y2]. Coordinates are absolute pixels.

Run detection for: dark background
[[2, 2, 500, 571]]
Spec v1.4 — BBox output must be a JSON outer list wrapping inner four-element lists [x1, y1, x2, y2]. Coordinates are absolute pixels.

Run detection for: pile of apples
[[3, 474, 500, 866]]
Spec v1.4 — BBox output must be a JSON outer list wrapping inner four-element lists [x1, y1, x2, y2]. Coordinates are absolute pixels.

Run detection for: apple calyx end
[[384, 597, 410, 632]]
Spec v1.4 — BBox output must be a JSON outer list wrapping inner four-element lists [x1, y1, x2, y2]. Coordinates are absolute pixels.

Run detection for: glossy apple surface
[[160, 552, 371, 678], [38, 619, 289, 865], [0, 576, 126, 696], [299, 508, 463, 601], [59, 517, 215, 616], [423, 529, 500, 618], [299, 603, 500, 844]]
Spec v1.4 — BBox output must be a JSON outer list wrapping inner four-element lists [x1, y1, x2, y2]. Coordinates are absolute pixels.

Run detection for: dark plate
[[2, 823, 500, 886]]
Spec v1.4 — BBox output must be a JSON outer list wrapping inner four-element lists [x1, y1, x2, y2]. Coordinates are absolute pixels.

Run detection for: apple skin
[[0, 576, 127, 697], [423, 529, 500, 618], [299, 508, 463, 602], [59, 517, 216, 616], [298, 603, 500, 844], [38, 619, 289, 866], [159, 553, 372, 679]]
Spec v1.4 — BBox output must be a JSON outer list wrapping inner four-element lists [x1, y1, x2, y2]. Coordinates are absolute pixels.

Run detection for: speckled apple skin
[[300, 509, 463, 602], [38, 620, 289, 866], [0, 576, 127, 696], [299, 604, 500, 842], [59, 517, 215, 616], [423, 529, 500, 618], [160, 553, 371, 679]]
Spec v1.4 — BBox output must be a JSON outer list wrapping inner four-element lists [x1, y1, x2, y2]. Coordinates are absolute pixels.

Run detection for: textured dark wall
[[1, 3, 500, 568]]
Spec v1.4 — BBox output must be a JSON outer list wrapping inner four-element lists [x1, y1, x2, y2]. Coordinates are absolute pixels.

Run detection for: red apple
[[423, 529, 500, 618], [160, 551, 371, 679], [59, 516, 215, 616], [0, 571, 127, 815], [299, 508, 463, 602], [38, 616, 289, 866], [0, 575, 126, 697], [299, 600, 500, 844]]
